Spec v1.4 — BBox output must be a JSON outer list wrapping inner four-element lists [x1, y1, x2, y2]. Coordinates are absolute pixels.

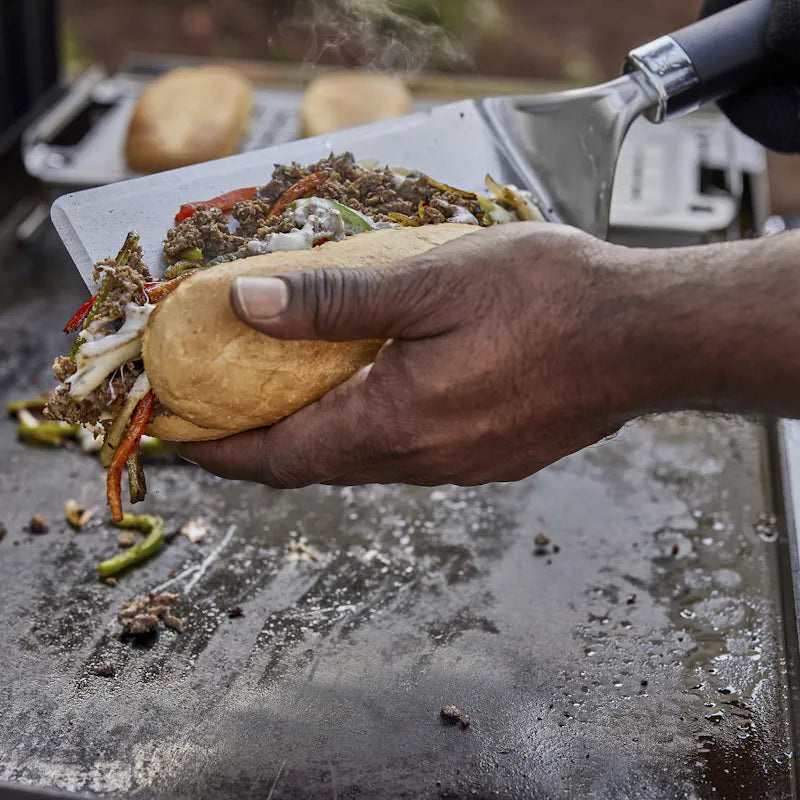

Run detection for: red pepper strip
[[143, 272, 197, 304], [107, 391, 155, 523], [268, 171, 329, 219], [63, 294, 98, 333], [175, 186, 257, 224]]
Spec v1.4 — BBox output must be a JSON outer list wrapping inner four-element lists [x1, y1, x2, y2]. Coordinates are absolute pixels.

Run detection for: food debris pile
[[440, 705, 471, 728], [119, 592, 183, 636]]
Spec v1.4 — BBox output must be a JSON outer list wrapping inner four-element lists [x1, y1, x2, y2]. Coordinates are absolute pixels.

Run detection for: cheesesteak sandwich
[[45, 153, 543, 520]]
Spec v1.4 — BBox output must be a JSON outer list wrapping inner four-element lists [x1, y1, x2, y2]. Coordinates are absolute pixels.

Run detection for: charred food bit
[[180, 517, 209, 543], [440, 705, 471, 728], [534, 532, 550, 547], [228, 607, 244, 619], [65, 499, 96, 530], [28, 515, 49, 534], [119, 592, 182, 636], [92, 663, 116, 678]]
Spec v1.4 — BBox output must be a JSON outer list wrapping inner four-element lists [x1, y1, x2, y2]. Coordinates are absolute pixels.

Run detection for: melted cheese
[[67, 303, 154, 400]]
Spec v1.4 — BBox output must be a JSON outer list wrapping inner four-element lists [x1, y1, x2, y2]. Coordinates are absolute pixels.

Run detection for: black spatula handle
[[626, 0, 772, 122]]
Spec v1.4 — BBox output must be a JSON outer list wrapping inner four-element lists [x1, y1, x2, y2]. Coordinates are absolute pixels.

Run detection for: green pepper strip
[[17, 421, 79, 446], [178, 247, 204, 262], [127, 447, 146, 504], [163, 261, 205, 280], [98, 514, 164, 578], [6, 398, 47, 414], [71, 232, 140, 360], [205, 253, 238, 268]]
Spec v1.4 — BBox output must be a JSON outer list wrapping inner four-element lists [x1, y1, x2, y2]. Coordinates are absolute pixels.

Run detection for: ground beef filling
[[45, 244, 151, 427], [45, 360, 145, 427], [162, 153, 491, 265]]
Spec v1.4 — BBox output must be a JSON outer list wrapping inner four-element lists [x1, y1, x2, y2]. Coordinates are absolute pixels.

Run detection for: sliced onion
[[99, 372, 151, 468], [485, 174, 545, 222]]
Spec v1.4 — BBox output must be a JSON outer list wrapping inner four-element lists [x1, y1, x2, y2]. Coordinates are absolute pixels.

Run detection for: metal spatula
[[53, 0, 773, 288]]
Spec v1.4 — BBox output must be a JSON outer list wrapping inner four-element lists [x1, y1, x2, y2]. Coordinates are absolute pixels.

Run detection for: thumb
[[229, 253, 462, 342]]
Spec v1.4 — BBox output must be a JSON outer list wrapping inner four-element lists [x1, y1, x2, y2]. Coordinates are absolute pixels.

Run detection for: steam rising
[[287, 0, 470, 73]]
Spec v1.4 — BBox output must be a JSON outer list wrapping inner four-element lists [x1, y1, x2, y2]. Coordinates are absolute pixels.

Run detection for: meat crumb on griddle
[[440, 705, 471, 727], [28, 515, 49, 534], [119, 592, 182, 637]]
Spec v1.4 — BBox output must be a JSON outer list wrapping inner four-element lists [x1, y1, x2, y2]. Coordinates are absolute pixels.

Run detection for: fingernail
[[233, 277, 289, 321]]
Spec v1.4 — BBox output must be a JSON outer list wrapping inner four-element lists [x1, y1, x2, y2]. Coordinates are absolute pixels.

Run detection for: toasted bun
[[147, 413, 232, 442], [126, 66, 253, 174], [300, 71, 411, 137], [143, 224, 476, 435]]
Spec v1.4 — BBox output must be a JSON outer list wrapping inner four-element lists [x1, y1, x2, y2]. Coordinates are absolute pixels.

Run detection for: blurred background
[[59, 0, 797, 214], [3, 0, 798, 223]]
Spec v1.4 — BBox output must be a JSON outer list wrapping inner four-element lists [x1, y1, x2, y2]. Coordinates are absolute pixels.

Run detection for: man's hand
[[179, 223, 800, 489], [178, 223, 645, 488]]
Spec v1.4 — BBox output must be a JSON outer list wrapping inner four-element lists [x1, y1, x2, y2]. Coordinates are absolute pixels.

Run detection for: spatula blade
[[51, 99, 557, 290]]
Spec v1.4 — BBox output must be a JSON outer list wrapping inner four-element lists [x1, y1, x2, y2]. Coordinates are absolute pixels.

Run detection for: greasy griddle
[[0, 230, 796, 799]]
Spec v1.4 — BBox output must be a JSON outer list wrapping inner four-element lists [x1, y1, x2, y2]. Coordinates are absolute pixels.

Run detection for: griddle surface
[[0, 234, 795, 799]]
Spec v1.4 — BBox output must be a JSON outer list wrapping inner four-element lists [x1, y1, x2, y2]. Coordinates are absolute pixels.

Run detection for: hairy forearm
[[614, 231, 800, 418]]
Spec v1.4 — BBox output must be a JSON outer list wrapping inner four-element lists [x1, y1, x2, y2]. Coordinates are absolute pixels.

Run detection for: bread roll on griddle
[[126, 65, 253, 174], [143, 224, 477, 436], [300, 71, 412, 137]]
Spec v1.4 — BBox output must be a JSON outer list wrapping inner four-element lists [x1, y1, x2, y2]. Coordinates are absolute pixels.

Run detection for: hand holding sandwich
[[179, 222, 800, 488]]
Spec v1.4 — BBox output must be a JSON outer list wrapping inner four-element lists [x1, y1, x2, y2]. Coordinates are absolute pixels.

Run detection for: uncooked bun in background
[[143, 224, 478, 438], [126, 65, 253, 174], [300, 70, 412, 137]]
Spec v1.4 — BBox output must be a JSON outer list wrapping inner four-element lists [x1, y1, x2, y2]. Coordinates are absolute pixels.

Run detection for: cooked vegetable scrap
[[118, 591, 182, 636], [65, 499, 96, 530], [180, 517, 209, 544], [28, 515, 49, 534], [440, 705, 471, 728], [16, 407, 79, 446], [97, 513, 164, 578], [286, 538, 319, 562]]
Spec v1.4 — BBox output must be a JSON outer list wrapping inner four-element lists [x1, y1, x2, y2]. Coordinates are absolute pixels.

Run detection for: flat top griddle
[[0, 230, 796, 799]]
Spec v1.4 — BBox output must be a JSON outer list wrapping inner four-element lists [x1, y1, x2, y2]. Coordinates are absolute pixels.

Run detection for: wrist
[[610, 232, 800, 418]]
